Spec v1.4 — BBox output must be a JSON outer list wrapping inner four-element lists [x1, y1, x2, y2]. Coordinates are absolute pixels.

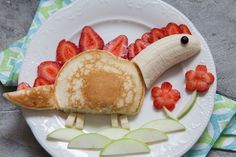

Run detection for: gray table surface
[[0, 0, 235, 157]]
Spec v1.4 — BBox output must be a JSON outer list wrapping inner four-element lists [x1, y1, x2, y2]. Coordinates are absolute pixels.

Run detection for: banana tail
[[3, 85, 58, 110]]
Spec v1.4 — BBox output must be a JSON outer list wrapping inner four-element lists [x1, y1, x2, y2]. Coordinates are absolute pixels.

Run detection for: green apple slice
[[177, 91, 198, 119], [163, 107, 178, 120], [97, 128, 129, 140], [47, 128, 84, 142], [68, 133, 111, 150], [100, 138, 150, 156], [141, 119, 185, 133], [124, 128, 168, 143]]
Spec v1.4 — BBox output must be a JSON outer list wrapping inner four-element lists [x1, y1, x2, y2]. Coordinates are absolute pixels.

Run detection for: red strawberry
[[149, 28, 165, 43], [179, 24, 192, 35], [141, 32, 151, 43], [185, 65, 215, 92], [165, 22, 181, 35], [127, 43, 135, 60], [17, 82, 31, 91], [79, 26, 104, 51], [37, 61, 62, 84], [152, 82, 181, 111], [103, 35, 128, 58], [134, 39, 149, 54], [33, 77, 51, 87], [161, 27, 167, 37], [56, 39, 80, 64]]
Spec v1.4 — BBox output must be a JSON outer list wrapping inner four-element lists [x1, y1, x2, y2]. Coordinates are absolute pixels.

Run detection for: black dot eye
[[181, 36, 189, 44]]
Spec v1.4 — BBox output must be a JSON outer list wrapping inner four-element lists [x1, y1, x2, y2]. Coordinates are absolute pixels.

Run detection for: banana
[[132, 34, 201, 89]]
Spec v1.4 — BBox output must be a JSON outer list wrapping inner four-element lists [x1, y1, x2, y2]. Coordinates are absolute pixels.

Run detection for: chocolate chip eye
[[181, 36, 189, 44]]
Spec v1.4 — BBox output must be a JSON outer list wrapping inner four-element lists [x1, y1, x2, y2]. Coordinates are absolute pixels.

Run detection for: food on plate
[[100, 138, 150, 156], [17, 82, 31, 90], [134, 39, 149, 54], [185, 65, 215, 92], [124, 128, 168, 143], [97, 128, 129, 140], [47, 128, 84, 142], [103, 35, 128, 59], [151, 82, 181, 111], [127, 43, 135, 60], [33, 77, 50, 87], [166, 22, 181, 35], [68, 133, 111, 150], [177, 91, 198, 119], [37, 61, 62, 84], [179, 24, 192, 34], [79, 26, 104, 51], [163, 107, 178, 120], [141, 119, 185, 133], [141, 32, 151, 43], [4, 34, 200, 114], [149, 28, 166, 43], [56, 39, 80, 64]]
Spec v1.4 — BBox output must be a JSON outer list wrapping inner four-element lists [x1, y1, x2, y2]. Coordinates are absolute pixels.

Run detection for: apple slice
[[177, 91, 198, 119], [100, 138, 150, 156], [163, 107, 178, 120], [68, 133, 111, 150], [124, 128, 168, 143], [47, 128, 84, 142], [97, 128, 129, 140], [141, 119, 185, 133]]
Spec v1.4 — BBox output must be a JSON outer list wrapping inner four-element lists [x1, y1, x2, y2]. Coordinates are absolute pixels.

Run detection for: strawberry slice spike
[[56, 39, 80, 64], [127, 43, 135, 60], [134, 39, 149, 54], [161, 27, 167, 37], [179, 24, 192, 35], [166, 22, 181, 35], [141, 32, 151, 43], [33, 77, 51, 87], [37, 61, 62, 84], [161, 82, 172, 93], [149, 28, 165, 43], [79, 26, 104, 51], [17, 82, 31, 91], [103, 35, 128, 58]]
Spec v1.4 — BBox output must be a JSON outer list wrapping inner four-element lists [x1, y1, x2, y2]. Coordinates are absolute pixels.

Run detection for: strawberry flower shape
[[151, 82, 181, 111], [185, 65, 215, 92]]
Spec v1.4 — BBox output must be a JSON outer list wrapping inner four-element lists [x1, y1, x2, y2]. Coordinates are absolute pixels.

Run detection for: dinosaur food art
[[3, 23, 215, 156]]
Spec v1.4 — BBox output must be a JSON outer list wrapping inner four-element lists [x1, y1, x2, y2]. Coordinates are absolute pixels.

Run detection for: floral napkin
[[0, 0, 235, 156]]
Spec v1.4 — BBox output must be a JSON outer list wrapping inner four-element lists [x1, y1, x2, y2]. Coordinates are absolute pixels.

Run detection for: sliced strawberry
[[37, 61, 62, 84], [185, 65, 215, 92], [149, 28, 165, 43], [151, 87, 162, 97], [79, 26, 104, 51], [165, 22, 181, 35], [56, 39, 80, 64], [196, 81, 209, 92], [169, 89, 181, 101], [134, 39, 148, 54], [161, 27, 167, 37], [127, 43, 135, 60], [164, 99, 176, 111], [141, 32, 151, 43], [17, 82, 31, 91], [153, 97, 164, 109], [103, 35, 128, 58], [33, 77, 51, 87], [161, 82, 172, 93], [179, 24, 192, 35]]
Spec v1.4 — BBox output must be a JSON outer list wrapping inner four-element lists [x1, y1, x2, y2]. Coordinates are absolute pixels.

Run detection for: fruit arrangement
[[4, 22, 215, 156]]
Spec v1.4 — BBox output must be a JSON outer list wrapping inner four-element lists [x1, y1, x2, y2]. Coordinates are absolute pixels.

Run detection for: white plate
[[19, 0, 217, 156]]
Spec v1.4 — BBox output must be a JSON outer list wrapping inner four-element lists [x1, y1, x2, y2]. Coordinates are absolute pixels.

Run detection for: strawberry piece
[[17, 82, 31, 91], [56, 39, 80, 64], [179, 24, 192, 35], [165, 22, 181, 35], [151, 82, 180, 111], [149, 28, 165, 43], [161, 27, 167, 37], [79, 26, 104, 51], [141, 32, 151, 43], [134, 39, 148, 54], [185, 65, 215, 92], [33, 77, 51, 87], [103, 35, 128, 58], [127, 43, 135, 60], [37, 61, 62, 84]]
